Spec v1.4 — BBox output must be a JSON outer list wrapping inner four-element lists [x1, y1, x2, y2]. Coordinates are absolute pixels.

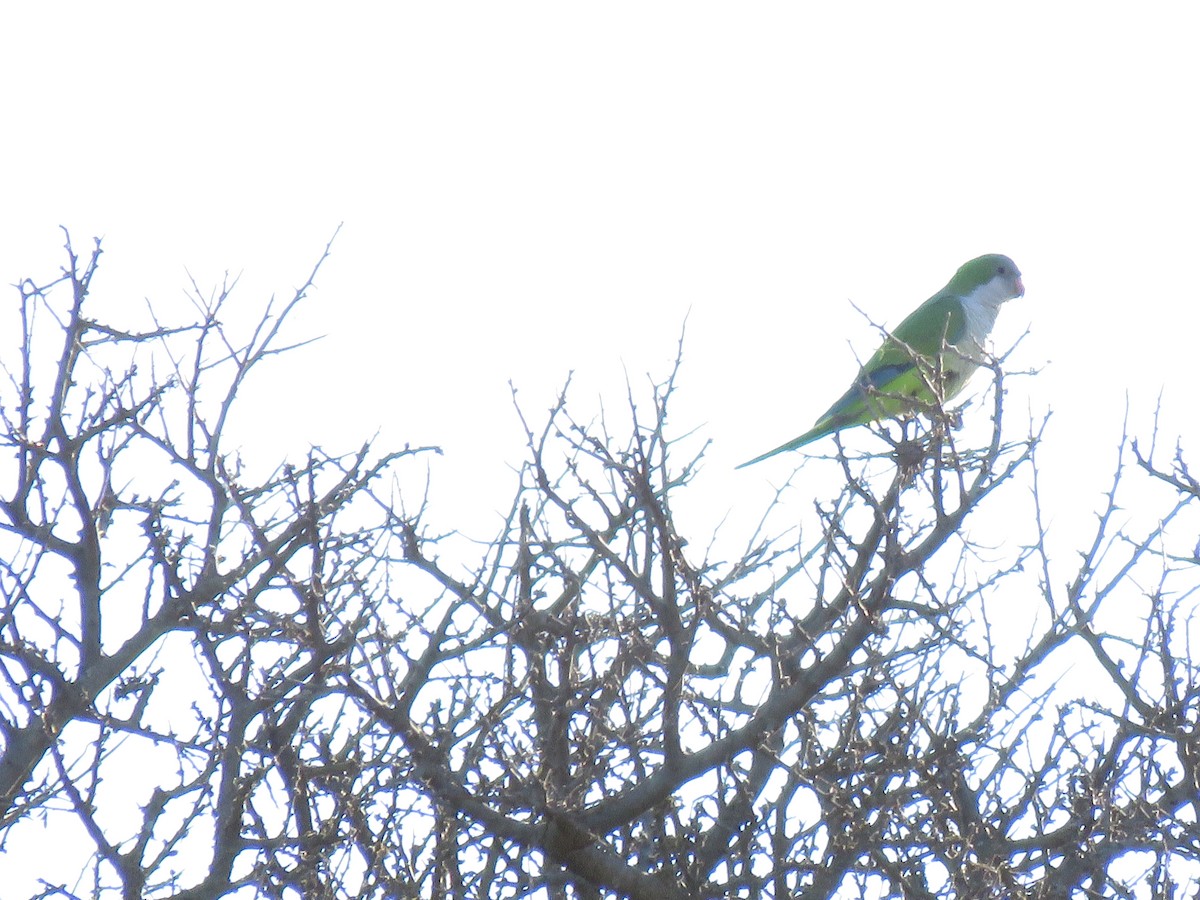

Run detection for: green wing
[[890, 292, 966, 352], [735, 294, 966, 468], [809, 292, 965, 424]]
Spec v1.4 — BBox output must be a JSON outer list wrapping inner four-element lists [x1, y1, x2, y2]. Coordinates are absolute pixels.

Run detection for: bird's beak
[[1015, 276, 1025, 298]]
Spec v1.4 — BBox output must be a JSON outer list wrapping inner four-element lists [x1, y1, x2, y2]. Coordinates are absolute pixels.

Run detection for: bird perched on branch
[[739, 253, 1025, 468]]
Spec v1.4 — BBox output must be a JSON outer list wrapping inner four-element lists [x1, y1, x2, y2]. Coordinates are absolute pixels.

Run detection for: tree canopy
[[2, 236, 1199, 899]]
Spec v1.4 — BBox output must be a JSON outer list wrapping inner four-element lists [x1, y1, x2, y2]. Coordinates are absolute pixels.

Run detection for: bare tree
[[2, 235, 1198, 899]]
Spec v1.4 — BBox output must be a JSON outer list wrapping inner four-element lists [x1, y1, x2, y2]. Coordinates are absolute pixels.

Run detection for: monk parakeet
[[739, 254, 1024, 468]]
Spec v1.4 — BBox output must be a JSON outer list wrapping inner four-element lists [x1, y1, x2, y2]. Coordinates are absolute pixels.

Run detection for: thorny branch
[[2, 237, 1199, 899]]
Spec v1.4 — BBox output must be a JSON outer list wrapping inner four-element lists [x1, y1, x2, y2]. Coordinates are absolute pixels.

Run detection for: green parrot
[[738, 254, 1025, 468]]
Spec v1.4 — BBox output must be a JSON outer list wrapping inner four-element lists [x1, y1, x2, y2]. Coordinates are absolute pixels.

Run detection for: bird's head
[[951, 253, 1024, 302]]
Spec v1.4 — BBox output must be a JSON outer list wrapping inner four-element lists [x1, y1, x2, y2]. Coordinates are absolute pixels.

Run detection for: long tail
[[735, 424, 833, 469]]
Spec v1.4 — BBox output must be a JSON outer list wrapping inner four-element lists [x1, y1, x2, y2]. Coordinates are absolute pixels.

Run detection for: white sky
[[2, 3, 1197, 552], [5, 5, 1198, 524], [2, 3, 1199, 889]]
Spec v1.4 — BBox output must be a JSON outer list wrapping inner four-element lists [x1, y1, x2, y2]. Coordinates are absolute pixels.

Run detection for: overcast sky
[[2, 4, 1198, 541], [2, 6, 1200, 892]]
